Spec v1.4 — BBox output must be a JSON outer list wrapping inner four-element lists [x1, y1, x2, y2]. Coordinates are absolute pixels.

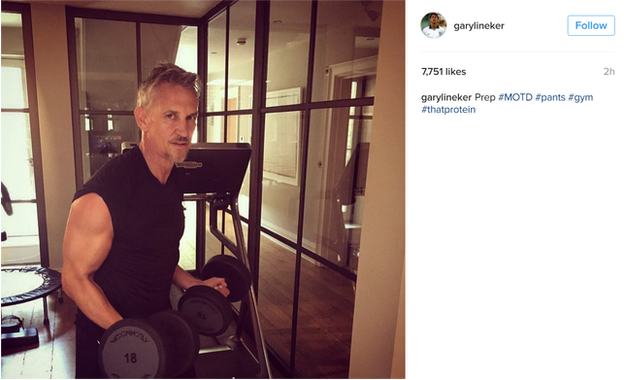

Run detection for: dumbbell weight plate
[[98, 318, 165, 379], [99, 311, 199, 379], [201, 255, 251, 302], [147, 310, 199, 378], [178, 285, 233, 336]]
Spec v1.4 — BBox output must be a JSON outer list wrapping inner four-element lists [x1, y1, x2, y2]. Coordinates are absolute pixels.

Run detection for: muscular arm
[[61, 193, 122, 329]]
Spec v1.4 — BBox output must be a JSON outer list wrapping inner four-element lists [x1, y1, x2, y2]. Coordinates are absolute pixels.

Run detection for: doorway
[[316, 56, 377, 272], [1, 7, 48, 266]]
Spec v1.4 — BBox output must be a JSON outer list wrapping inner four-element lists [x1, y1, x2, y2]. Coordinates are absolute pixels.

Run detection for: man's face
[[430, 14, 439, 27], [139, 83, 198, 163]]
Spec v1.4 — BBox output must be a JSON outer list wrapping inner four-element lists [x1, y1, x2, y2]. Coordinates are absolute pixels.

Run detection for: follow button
[[568, 15, 615, 36]]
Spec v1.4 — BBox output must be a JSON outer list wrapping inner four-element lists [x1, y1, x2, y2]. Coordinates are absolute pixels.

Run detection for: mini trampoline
[[0, 267, 63, 348]]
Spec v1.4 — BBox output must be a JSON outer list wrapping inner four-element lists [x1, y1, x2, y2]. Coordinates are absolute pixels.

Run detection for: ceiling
[[6, 0, 221, 18]]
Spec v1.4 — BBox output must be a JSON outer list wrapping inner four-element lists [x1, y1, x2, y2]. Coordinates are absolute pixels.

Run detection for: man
[[62, 63, 229, 378], [422, 12, 445, 38]]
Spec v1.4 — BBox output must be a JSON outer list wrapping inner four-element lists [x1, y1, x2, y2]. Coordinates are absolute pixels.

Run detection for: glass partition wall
[[67, 1, 382, 377]]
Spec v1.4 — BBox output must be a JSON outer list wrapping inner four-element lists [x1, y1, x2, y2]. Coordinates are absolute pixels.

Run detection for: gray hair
[[137, 62, 201, 110]]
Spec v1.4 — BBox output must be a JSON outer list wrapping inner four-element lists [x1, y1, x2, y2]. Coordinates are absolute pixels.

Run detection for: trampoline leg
[[43, 296, 49, 325]]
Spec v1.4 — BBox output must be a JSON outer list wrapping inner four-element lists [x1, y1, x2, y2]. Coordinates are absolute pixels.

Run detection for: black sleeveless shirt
[[73, 147, 184, 319]]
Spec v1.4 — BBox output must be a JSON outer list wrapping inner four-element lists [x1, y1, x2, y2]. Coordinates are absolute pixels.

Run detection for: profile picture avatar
[[421, 12, 446, 39]]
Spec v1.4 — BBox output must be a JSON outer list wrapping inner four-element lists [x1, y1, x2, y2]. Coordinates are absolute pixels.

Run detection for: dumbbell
[[177, 255, 252, 336], [98, 310, 199, 379]]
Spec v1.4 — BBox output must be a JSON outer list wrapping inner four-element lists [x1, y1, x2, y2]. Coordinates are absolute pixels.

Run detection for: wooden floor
[[255, 234, 356, 379], [1, 291, 76, 379]]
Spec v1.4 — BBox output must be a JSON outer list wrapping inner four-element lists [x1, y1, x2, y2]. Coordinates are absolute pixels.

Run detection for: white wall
[[349, 1, 405, 378], [30, 3, 76, 270]]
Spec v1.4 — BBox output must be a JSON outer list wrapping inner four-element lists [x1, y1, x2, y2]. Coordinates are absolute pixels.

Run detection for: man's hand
[[173, 266, 230, 298], [200, 277, 230, 298]]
